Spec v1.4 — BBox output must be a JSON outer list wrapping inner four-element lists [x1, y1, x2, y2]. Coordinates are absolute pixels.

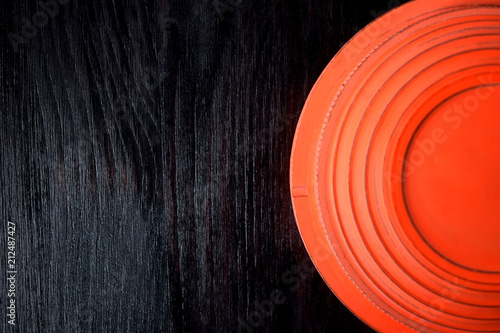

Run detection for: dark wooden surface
[[0, 0, 409, 332]]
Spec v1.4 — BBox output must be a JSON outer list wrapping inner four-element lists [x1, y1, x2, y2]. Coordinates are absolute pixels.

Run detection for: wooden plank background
[[0, 0, 408, 331]]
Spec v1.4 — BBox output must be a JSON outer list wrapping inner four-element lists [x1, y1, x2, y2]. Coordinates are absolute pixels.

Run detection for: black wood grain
[[1, 0, 409, 332]]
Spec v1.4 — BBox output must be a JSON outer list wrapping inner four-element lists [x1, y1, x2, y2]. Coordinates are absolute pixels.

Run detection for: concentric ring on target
[[290, 1, 500, 332]]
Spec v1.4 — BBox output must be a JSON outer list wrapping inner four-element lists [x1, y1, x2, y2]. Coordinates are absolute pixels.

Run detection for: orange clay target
[[289, 0, 500, 332]]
